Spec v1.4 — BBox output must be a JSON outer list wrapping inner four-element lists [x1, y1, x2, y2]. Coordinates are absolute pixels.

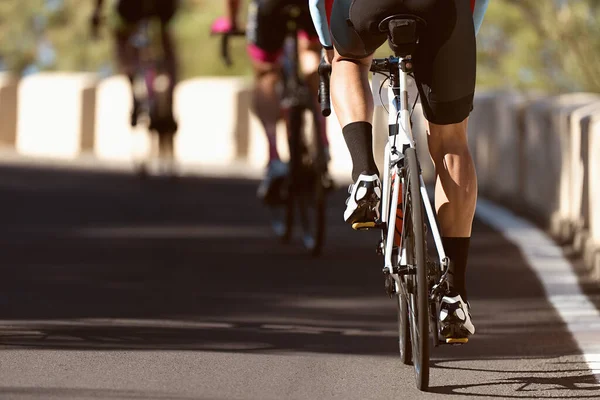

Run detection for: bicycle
[[319, 15, 459, 391], [216, 6, 331, 256]]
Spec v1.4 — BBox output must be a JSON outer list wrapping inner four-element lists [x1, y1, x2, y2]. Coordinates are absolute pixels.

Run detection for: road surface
[[0, 163, 598, 399]]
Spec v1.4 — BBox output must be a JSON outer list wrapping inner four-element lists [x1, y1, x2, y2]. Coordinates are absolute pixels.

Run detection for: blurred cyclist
[[91, 0, 179, 135], [212, 0, 331, 201]]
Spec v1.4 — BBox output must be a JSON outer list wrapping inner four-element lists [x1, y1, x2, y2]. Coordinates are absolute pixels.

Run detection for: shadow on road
[[0, 386, 202, 400], [0, 164, 596, 397]]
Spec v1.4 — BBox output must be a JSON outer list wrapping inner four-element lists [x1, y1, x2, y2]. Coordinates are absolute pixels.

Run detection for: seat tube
[[387, 70, 400, 144], [387, 59, 413, 149], [398, 59, 414, 147]]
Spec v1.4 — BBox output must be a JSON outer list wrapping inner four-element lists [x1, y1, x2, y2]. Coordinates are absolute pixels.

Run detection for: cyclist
[[91, 0, 179, 135], [212, 0, 331, 201], [309, 0, 489, 342]]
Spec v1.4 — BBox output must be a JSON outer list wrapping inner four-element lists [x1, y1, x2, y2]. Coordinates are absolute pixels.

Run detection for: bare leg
[[427, 119, 477, 237], [331, 51, 373, 126], [252, 59, 281, 161], [427, 118, 477, 300], [330, 50, 379, 182], [299, 37, 329, 149]]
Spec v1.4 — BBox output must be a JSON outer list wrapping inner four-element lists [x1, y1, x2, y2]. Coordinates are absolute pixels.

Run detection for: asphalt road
[[0, 164, 598, 399]]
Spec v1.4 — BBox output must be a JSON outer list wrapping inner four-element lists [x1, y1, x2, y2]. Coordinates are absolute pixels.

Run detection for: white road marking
[[477, 198, 600, 382]]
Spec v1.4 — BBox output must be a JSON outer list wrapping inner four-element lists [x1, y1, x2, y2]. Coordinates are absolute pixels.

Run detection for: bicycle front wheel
[[403, 147, 429, 391]]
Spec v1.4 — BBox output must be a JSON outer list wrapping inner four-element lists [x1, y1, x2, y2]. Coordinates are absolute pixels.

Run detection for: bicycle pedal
[[352, 222, 377, 230], [445, 337, 469, 345]]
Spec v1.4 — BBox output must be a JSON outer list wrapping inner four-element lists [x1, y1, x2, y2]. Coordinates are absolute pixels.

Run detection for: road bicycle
[[319, 15, 460, 391], [217, 6, 332, 256]]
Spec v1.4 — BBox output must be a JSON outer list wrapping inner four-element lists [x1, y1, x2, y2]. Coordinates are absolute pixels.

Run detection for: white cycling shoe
[[344, 173, 381, 229], [439, 292, 475, 344]]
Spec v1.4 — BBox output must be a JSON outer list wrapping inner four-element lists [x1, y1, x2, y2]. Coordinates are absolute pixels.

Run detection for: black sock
[[442, 237, 471, 301], [342, 122, 379, 181]]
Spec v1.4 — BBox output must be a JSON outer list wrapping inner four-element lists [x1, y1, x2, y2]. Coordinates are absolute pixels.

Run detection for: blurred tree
[[0, 0, 252, 77], [0, 1, 44, 73], [478, 0, 600, 93], [2, 0, 600, 93]]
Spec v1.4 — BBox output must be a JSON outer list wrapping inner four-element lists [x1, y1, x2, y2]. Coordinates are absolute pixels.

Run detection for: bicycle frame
[[377, 57, 449, 286]]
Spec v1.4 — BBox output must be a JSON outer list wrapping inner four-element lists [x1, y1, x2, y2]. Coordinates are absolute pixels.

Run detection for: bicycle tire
[[397, 288, 412, 365], [404, 147, 429, 391], [302, 113, 327, 257], [299, 166, 326, 256], [287, 104, 326, 255]]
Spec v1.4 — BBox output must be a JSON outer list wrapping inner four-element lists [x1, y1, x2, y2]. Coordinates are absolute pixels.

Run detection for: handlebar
[[318, 60, 332, 117]]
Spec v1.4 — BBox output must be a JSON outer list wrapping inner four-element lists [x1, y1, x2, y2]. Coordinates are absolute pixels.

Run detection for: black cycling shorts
[[116, 0, 178, 25], [247, 0, 318, 62], [330, 0, 476, 125]]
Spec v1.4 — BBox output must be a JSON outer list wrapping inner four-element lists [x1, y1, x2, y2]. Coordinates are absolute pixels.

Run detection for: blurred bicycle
[[212, 4, 333, 256], [91, 0, 179, 176]]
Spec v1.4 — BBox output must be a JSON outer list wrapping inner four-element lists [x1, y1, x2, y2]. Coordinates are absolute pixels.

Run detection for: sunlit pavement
[[0, 161, 598, 399]]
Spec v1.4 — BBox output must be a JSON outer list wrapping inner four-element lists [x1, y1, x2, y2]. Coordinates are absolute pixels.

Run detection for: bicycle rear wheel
[[403, 147, 429, 391], [287, 105, 326, 256]]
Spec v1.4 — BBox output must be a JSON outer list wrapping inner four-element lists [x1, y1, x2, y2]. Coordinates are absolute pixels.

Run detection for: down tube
[[382, 145, 391, 225], [385, 165, 401, 273], [420, 176, 447, 262]]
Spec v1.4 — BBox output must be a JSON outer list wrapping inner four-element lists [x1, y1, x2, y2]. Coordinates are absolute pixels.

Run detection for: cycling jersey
[[309, 0, 489, 48]]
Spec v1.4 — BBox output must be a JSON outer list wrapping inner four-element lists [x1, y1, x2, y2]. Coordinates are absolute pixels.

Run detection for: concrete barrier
[[174, 77, 251, 168], [94, 76, 150, 161], [489, 92, 536, 205], [468, 92, 498, 196], [567, 102, 600, 254], [95, 76, 255, 169], [588, 115, 600, 279], [0, 73, 18, 148], [523, 93, 599, 232], [17, 73, 98, 159], [554, 95, 600, 241]]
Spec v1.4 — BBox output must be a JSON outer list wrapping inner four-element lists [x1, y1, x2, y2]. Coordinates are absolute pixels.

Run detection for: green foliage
[[0, 1, 43, 72], [0, 0, 251, 77], [478, 0, 600, 93], [1, 0, 600, 94], [173, 0, 252, 79]]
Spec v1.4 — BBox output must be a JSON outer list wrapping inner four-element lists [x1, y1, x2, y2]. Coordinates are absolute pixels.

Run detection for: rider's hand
[[210, 16, 236, 34]]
